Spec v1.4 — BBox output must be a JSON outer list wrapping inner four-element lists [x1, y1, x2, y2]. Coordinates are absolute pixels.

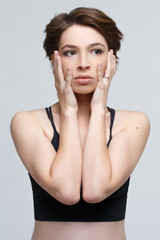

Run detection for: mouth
[[74, 75, 93, 84]]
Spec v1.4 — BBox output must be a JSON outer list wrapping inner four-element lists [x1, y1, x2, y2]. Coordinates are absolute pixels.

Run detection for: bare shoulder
[[10, 108, 45, 134], [107, 109, 150, 180], [10, 106, 57, 176], [10, 103, 60, 142], [114, 109, 150, 129], [113, 109, 150, 141]]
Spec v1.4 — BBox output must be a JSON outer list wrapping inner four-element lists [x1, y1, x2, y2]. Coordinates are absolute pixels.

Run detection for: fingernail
[[54, 50, 58, 56]]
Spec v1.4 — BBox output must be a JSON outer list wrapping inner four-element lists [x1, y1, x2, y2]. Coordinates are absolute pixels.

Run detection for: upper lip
[[74, 75, 93, 79]]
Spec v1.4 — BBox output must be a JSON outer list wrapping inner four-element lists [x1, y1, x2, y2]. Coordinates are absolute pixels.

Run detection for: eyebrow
[[61, 43, 105, 50]]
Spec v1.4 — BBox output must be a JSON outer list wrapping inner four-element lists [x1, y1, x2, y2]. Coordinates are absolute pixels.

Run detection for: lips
[[74, 75, 93, 80], [74, 75, 93, 84]]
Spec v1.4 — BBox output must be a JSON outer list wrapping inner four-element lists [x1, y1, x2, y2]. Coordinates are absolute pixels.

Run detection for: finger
[[111, 53, 116, 76], [52, 51, 57, 75], [113, 55, 116, 73], [105, 50, 112, 75], [52, 51, 60, 77], [65, 67, 72, 87], [55, 51, 65, 88], [104, 49, 115, 81], [97, 63, 103, 81], [108, 49, 114, 70], [97, 63, 105, 88], [52, 51, 59, 89]]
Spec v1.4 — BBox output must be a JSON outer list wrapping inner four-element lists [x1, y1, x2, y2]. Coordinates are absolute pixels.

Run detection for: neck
[[75, 93, 93, 118], [56, 92, 108, 119]]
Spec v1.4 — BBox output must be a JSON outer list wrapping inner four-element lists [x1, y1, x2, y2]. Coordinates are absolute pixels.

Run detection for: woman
[[10, 7, 150, 240]]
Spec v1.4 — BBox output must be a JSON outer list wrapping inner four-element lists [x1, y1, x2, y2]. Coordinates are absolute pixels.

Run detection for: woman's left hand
[[90, 49, 116, 112]]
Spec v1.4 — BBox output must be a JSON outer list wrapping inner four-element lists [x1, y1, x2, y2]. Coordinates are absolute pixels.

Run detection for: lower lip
[[74, 78, 93, 84]]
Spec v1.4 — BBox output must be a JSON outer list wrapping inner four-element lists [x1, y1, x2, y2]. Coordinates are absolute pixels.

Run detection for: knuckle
[[59, 84, 64, 93], [98, 73, 103, 79], [98, 81, 105, 89], [64, 86, 70, 94], [60, 85, 64, 92]]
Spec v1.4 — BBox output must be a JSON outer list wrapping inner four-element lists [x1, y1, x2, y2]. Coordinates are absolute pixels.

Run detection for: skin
[[51, 25, 115, 114], [10, 25, 150, 240]]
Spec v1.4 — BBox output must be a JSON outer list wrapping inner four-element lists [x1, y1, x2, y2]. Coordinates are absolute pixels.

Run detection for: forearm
[[82, 109, 112, 202], [50, 110, 82, 199]]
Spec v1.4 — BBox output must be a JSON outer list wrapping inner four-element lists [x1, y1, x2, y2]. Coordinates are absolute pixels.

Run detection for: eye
[[91, 49, 103, 55], [63, 50, 76, 56]]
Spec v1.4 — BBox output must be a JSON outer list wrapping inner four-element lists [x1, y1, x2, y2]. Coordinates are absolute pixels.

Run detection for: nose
[[77, 53, 90, 70]]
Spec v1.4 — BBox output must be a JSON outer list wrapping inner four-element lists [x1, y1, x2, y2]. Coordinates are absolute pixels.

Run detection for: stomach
[[31, 220, 126, 240]]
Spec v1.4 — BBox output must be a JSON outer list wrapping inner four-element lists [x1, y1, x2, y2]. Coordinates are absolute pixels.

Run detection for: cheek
[[61, 58, 76, 79]]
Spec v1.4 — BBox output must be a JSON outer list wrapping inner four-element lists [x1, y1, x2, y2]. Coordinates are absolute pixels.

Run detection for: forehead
[[59, 25, 107, 48]]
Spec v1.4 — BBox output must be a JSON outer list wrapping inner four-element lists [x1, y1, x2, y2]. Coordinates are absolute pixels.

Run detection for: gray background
[[0, 0, 159, 239]]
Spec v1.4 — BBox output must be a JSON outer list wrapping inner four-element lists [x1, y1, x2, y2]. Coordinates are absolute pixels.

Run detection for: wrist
[[91, 106, 106, 115], [61, 108, 78, 117]]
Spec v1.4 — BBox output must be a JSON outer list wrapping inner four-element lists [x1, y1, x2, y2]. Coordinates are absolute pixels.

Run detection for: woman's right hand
[[52, 51, 78, 114]]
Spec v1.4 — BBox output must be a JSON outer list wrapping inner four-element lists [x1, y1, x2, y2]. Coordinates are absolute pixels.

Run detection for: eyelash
[[63, 50, 76, 56], [91, 49, 103, 55], [62, 49, 103, 56]]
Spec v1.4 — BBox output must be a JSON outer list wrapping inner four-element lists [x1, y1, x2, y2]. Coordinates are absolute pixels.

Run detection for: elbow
[[57, 184, 80, 205], [49, 173, 81, 206], [61, 190, 80, 205], [82, 187, 112, 204], [83, 194, 100, 204], [83, 190, 106, 204], [61, 181, 81, 205], [65, 193, 80, 205]]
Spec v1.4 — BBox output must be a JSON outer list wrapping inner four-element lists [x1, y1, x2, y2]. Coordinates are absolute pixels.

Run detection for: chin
[[72, 82, 97, 95], [72, 86, 96, 95]]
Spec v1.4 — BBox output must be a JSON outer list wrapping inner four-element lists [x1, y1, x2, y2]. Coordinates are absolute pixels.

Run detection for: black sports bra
[[28, 106, 130, 222]]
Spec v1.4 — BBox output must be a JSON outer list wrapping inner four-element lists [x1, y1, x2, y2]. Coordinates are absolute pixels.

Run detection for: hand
[[52, 51, 78, 113], [90, 49, 116, 112]]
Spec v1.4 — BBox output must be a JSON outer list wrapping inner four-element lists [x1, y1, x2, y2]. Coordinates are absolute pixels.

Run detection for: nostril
[[78, 65, 90, 70]]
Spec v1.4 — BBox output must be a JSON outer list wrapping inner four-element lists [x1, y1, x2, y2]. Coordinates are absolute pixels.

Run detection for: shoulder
[[10, 103, 60, 142], [114, 109, 150, 128], [129, 111, 150, 132], [10, 108, 48, 140], [11, 108, 44, 128], [113, 109, 150, 142]]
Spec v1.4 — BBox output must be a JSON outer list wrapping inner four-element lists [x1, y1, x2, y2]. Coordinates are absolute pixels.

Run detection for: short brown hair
[[43, 7, 123, 61]]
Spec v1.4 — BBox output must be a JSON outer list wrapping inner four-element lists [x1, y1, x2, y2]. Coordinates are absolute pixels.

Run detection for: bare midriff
[[31, 220, 126, 240]]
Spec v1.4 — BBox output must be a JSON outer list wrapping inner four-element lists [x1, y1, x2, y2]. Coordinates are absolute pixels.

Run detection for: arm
[[82, 50, 150, 203], [11, 51, 82, 205], [11, 110, 82, 205], [82, 110, 150, 203], [51, 110, 82, 201]]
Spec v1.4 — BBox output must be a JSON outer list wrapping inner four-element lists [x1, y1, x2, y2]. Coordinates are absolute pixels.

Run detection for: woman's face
[[58, 25, 109, 94]]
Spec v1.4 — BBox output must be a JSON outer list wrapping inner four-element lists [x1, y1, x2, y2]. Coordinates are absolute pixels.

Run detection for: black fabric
[[28, 106, 130, 222]]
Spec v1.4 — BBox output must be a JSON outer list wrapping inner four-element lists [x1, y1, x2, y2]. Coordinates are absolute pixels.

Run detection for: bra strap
[[45, 106, 58, 134], [45, 106, 115, 147], [107, 107, 115, 147]]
